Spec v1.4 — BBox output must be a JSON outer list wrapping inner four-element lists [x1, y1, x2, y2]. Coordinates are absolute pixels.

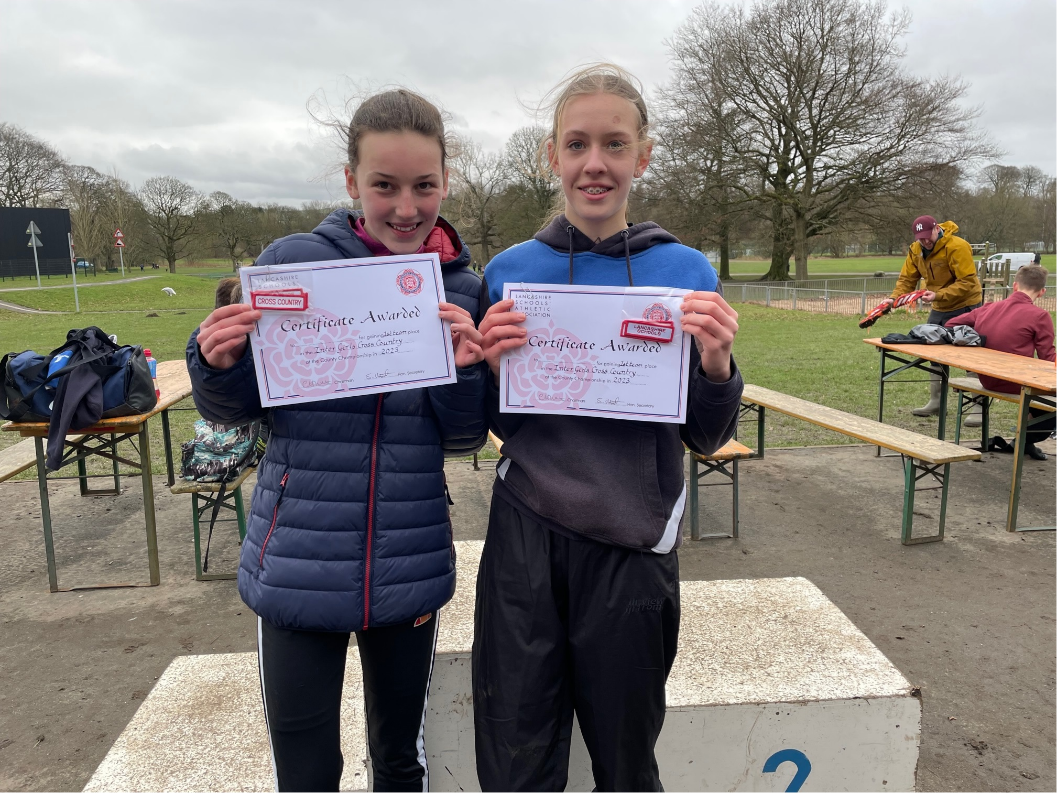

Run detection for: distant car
[[984, 252, 1036, 271], [73, 258, 94, 272]]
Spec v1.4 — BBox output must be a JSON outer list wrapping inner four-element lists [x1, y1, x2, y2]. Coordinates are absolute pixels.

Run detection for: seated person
[[944, 264, 1055, 460]]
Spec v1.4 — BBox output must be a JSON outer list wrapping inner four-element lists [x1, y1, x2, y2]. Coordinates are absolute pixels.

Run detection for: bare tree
[[205, 191, 257, 270], [139, 175, 202, 272], [0, 123, 67, 207], [64, 165, 112, 266], [650, 80, 751, 280], [449, 139, 508, 267], [668, 0, 995, 280], [100, 170, 150, 270], [504, 126, 557, 224]]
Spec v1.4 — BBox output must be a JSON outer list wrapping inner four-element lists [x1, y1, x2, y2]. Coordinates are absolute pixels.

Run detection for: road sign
[[26, 222, 42, 287], [115, 239, 125, 247], [113, 229, 124, 239]]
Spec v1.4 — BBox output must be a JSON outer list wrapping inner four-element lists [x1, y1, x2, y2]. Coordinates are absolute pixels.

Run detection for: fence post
[[824, 286, 829, 312], [860, 288, 867, 315], [741, 284, 746, 302], [766, 286, 771, 307], [792, 287, 797, 311]]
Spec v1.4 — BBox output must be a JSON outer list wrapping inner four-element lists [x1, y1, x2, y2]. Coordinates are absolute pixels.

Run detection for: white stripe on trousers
[[414, 612, 441, 791], [257, 616, 279, 792]]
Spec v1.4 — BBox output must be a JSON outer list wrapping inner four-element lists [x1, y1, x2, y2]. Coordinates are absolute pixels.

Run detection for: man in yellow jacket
[[883, 216, 983, 417]]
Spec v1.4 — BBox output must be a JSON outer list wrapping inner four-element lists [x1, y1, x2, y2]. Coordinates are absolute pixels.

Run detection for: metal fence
[[0, 258, 82, 282], [724, 279, 1057, 317]]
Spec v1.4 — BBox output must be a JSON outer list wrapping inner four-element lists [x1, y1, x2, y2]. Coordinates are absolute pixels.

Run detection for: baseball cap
[[912, 216, 937, 241]]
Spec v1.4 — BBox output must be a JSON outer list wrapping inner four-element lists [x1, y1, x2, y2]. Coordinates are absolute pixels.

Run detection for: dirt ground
[[0, 439, 1053, 792]]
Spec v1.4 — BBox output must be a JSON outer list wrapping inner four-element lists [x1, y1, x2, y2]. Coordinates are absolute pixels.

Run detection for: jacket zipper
[[258, 472, 289, 567], [363, 394, 384, 630]]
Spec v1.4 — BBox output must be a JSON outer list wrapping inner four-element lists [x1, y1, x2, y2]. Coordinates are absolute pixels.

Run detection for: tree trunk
[[718, 222, 731, 281], [763, 204, 791, 281], [793, 212, 809, 281], [168, 257, 177, 274]]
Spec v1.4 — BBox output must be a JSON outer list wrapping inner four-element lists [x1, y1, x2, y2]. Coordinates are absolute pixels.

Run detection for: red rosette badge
[[508, 322, 598, 411], [262, 309, 359, 398], [642, 302, 673, 323], [396, 268, 424, 296]]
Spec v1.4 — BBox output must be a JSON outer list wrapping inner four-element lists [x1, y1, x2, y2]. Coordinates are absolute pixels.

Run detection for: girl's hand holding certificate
[[678, 291, 739, 383], [198, 303, 262, 370], [437, 301, 485, 368]]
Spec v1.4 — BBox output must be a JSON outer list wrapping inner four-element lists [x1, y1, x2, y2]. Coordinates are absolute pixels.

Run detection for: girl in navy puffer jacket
[[187, 89, 486, 792]]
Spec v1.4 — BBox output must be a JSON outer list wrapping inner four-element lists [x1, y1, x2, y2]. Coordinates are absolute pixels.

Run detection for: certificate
[[240, 254, 456, 408], [499, 283, 692, 423]]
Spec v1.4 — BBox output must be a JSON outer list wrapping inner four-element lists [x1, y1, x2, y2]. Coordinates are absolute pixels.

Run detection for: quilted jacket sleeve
[[186, 328, 265, 426], [185, 243, 274, 426], [427, 266, 488, 456], [429, 362, 488, 456]]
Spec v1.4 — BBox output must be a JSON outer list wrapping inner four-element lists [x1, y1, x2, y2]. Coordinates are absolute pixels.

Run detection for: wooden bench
[[949, 376, 1056, 450], [0, 435, 85, 484], [687, 439, 754, 540], [170, 467, 254, 581], [741, 383, 981, 544]]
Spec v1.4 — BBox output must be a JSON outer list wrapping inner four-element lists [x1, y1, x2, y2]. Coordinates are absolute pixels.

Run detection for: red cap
[[912, 216, 937, 241]]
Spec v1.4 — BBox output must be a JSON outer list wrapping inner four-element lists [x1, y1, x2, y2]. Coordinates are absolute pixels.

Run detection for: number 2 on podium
[[763, 749, 811, 792]]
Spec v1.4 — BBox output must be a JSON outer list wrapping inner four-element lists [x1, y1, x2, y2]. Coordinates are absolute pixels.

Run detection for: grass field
[[1, 273, 1033, 481], [726, 255, 904, 276]]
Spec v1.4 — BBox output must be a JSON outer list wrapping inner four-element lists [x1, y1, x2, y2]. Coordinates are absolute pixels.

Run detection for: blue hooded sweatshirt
[[481, 216, 743, 553]]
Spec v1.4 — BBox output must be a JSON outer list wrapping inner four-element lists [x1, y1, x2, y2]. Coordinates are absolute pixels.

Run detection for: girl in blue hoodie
[[472, 64, 744, 791], [189, 89, 486, 792]]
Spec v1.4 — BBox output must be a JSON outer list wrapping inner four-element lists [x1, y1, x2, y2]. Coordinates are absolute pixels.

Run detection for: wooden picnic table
[[2, 359, 193, 591], [864, 339, 1056, 532]]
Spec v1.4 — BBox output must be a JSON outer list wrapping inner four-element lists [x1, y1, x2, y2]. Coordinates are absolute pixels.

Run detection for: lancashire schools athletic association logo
[[642, 302, 673, 323], [396, 268, 424, 295]]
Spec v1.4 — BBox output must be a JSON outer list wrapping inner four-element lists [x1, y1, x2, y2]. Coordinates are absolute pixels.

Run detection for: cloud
[[2, 0, 1053, 206]]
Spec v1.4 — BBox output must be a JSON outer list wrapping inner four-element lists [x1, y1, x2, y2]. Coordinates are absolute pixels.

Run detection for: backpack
[[180, 419, 265, 572], [180, 419, 263, 483]]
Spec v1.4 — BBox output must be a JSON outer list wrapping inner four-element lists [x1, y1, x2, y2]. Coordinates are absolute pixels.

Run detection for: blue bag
[[0, 351, 55, 422]]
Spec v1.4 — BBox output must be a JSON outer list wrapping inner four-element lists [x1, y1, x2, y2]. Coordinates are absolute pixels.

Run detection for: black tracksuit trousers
[[257, 613, 439, 792], [472, 497, 680, 792]]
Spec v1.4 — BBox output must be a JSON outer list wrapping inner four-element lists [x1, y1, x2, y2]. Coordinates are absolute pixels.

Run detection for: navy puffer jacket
[[186, 209, 486, 631]]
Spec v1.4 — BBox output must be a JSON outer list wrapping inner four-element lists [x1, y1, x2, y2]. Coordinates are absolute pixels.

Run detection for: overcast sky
[[2, 0, 1054, 205]]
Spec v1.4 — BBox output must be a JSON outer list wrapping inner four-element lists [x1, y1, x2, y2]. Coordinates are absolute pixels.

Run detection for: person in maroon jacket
[[945, 264, 1056, 460]]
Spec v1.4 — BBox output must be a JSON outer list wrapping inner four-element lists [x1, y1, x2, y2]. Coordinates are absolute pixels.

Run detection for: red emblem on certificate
[[396, 268, 424, 295]]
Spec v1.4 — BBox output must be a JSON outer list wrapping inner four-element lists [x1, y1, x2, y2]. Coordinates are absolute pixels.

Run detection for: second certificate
[[499, 283, 692, 423]]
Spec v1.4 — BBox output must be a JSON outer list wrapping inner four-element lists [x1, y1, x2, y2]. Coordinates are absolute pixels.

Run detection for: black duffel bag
[[1, 328, 157, 423], [1, 327, 158, 469]]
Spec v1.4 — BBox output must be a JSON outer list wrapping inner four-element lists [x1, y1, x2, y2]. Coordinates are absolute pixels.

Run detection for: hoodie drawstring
[[567, 224, 636, 286], [567, 224, 575, 284], [622, 228, 634, 286]]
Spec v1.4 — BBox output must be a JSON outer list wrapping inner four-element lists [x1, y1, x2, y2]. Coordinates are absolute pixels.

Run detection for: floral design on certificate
[[261, 309, 360, 397], [508, 321, 599, 410], [396, 268, 424, 296]]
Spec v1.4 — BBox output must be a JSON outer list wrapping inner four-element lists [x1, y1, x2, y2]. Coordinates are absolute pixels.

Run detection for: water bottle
[[46, 349, 74, 389], [144, 348, 159, 398]]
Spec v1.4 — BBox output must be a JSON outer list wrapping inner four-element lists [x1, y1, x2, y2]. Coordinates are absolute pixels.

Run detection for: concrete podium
[[85, 541, 920, 792]]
